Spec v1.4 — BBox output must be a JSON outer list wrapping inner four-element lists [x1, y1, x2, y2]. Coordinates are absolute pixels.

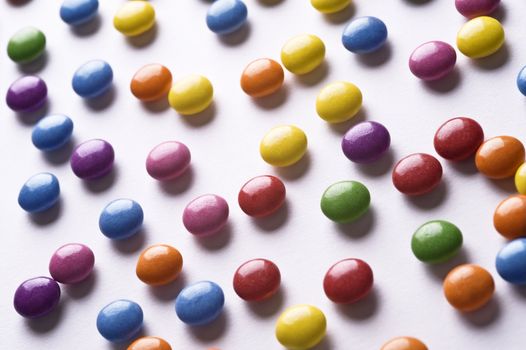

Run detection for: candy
[[13, 277, 61, 318], [146, 141, 191, 181], [475, 136, 525, 179], [457, 16, 504, 58], [281, 34, 325, 75], [310, 0, 350, 14], [493, 195, 526, 240], [175, 281, 225, 326], [136, 244, 183, 286], [131, 64, 172, 102], [275, 305, 326, 350], [206, 0, 248, 35], [60, 0, 99, 26], [18, 172, 60, 213], [32, 114, 74, 151], [127, 337, 172, 350], [260, 125, 308, 167], [238, 175, 286, 217], [183, 194, 229, 236], [97, 299, 143, 342], [443, 264, 494, 312], [409, 41, 457, 81], [434, 117, 483, 161], [72, 60, 113, 98], [515, 163, 526, 194], [70, 139, 115, 179], [342, 121, 390, 163], [517, 66, 526, 96], [381, 337, 428, 350], [233, 258, 281, 301], [496, 238, 526, 285], [99, 199, 144, 240], [168, 75, 214, 115], [7, 27, 46, 64], [392, 153, 442, 196], [320, 181, 370, 223], [323, 258, 373, 304], [411, 220, 463, 263], [455, 0, 500, 18], [342, 16, 388, 54], [114, 1, 155, 37], [49, 243, 94, 284], [316, 81, 362, 123], [240, 58, 284, 98], [6, 75, 47, 112]]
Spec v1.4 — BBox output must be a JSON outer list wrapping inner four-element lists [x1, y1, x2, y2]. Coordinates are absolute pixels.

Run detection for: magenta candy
[[14, 277, 61, 318], [455, 0, 500, 18], [341, 121, 390, 163], [49, 243, 95, 284], [183, 194, 229, 236], [6, 75, 47, 112], [409, 41, 457, 81], [70, 139, 114, 180], [146, 141, 191, 181]]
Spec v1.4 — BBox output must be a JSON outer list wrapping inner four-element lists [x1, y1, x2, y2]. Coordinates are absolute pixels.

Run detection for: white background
[[1, 0, 526, 349]]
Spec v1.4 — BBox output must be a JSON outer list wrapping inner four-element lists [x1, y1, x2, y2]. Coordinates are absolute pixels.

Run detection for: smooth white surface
[[1, 0, 526, 349]]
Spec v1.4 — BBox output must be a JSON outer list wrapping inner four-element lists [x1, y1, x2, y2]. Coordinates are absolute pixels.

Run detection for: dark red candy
[[392, 153, 443, 195], [238, 175, 286, 217], [233, 259, 281, 301], [323, 258, 373, 304], [434, 117, 484, 161]]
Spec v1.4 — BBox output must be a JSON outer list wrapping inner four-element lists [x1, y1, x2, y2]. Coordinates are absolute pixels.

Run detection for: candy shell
[[411, 220, 463, 263], [175, 281, 225, 326], [457, 16, 504, 58], [168, 75, 214, 115], [49, 243, 95, 284], [183, 194, 229, 236], [310, 0, 350, 14], [70, 139, 115, 179], [515, 163, 526, 194], [260, 125, 308, 167], [32, 114, 74, 151], [131, 64, 172, 102], [136, 244, 183, 286], [240, 58, 284, 98], [316, 81, 362, 123], [496, 238, 526, 285], [275, 305, 326, 350], [238, 175, 286, 217], [392, 153, 442, 196], [7, 26, 46, 64], [443, 264, 494, 312], [60, 0, 99, 26], [409, 41, 457, 81], [72, 60, 113, 98], [341, 121, 390, 163], [433, 117, 483, 161], [6, 75, 47, 112], [127, 337, 172, 350], [342, 16, 387, 54], [233, 258, 281, 301], [206, 0, 248, 35], [18, 172, 60, 213], [146, 141, 191, 181], [323, 258, 373, 304], [381, 337, 428, 350], [493, 194, 526, 240], [13, 277, 61, 318], [455, 0, 500, 18], [114, 1, 155, 37], [97, 299, 143, 342], [99, 199, 144, 240], [320, 181, 370, 223], [281, 34, 325, 75], [475, 136, 524, 179], [517, 65, 526, 96]]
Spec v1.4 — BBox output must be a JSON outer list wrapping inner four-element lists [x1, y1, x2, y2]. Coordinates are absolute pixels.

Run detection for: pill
[[457, 16, 504, 58], [60, 0, 99, 26], [260, 125, 308, 167], [493, 194, 526, 240], [114, 1, 155, 37], [127, 337, 172, 350], [49, 243, 95, 284], [281, 34, 325, 75], [475, 136, 524, 179], [320, 180, 370, 223], [97, 299, 143, 342], [233, 258, 281, 301], [515, 163, 526, 194], [496, 238, 526, 285], [175, 281, 225, 326], [392, 153, 442, 196], [72, 60, 113, 98], [411, 220, 463, 263], [131, 64, 172, 102], [6, 75, 47, 112], [146, 141, 191, 181], [136, 244, 183, 286], [455, 0, 500, 18], [323, 258, 373, 304], [70, 139, 115, 179], [381, 337, 428, 350], [275, 305, 326, 350], [240, 58, 284, 98], [433, 117, 483, 161], [18, 172, 60, 213], [517, 65, 526, 96], [316, 81, 362, 123], [7, 26, 46, 64], [183, 194, 229, 236], [13, 277, 61, 318], [32, 114, 74, 151], [168, 75, 214, 115], [310, 0, 350, 14], [443, 264, 494, 312], [99, 199, 144, 240], [238, 175, 286, 217], [409, 41, 457, 81], [206, 0, 248, 35], [342, 121, 390, 163], [342, 16, 387, 54]]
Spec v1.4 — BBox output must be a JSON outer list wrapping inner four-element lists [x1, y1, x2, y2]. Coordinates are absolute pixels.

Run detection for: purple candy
[[183, 194, 229, 236], [71, 139, 114, 180], [49, 243, 95, 284], [6, 76, 47, 112], [14, 277, 61, 318], [409, 41, 457, 81], [455, 0, 500, 18], [342, 121, 391, 163]]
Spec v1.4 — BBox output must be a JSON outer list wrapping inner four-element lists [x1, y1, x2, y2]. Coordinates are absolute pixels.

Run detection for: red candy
[[323, 258, 373, 304], [233, 258, 281, 301], [434, 117, 484, 161], [238, 175, 286, 217], [392, 153, 443, 195]]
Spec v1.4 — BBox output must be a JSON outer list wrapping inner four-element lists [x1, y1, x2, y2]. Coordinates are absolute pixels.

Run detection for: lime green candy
[[320, 181, 370, 223], [7, 27, 46, 64], [411, 220, 463, 263]]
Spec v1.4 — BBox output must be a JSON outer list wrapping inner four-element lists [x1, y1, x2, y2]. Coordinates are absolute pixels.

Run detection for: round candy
[[281, 34, 325, 75], [411, 220, 463, 263], [493, 195, 526, 240], [146, 141, 191, 181], [206, 0, 248, 35], [240, 58, 284, 98], [475, 136, 525, 179], [238, 175, 286, 217], [515, 163, 526, 194], [99, 199, 144, 240], [183, 194, 229, 236], [175, 281, 225, 326], [233, 258, 281, 301], [72, 60, 113, 98], [275, 305, 326, 350], [32, 114, 74, 151], [496, 238, 526, 285], [60, 0, 99, 26], [457, 16, 504, 58], [342, 121, 390, 163], [7, 26, 46, 64], [260, 125, 308, 167], [131, 64, 172, 102], [49, 243, 95, 284], [392, 153, 442, 196], [517, 66, 526, 97], [128, 337, 172, 350], [13, 277, 61, 318], [114, 1, 155, 37], [434, 117, 484, 161], [409, 41, 457, 81], [310, 0, 350, 14], [97, 299, 143, 342], [18, 172, 60, 213], [455, 0, 500, 18], [320, 181, 370, 223], [342, 16, 388, 54], [168, 75, 214, 115], [136, 244, 183, 286], [316, 81, 362, 123], [443, 264, 494, 312], [70, 139, 115, 179], [323, 258, 373, 304], [381, 337, 428, 350], [6, 75, 47, 112]]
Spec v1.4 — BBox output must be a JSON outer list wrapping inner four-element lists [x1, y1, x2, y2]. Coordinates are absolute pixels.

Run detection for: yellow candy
[[316, 81, 362, 123], [168, 75, 214, 115], [311, 0, 351, 14], [281, 34, 325, 75], [457, 16, 504, 58], [114, 1, 156, 37], [260, 125, 307, 167], [515, 163, 526, 194], [275, 305, 326, 350]]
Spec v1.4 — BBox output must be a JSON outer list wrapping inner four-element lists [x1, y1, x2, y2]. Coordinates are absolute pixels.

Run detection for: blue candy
[[517, 65, 526, 96], [342, 16, 388, 54], [99, 199, 144, 240], [496, 238, 526, 285], [31, 114, 73, 151], [175, 281, 224, 326], [96, 299, 143, 343], [18, 173, 60, 213], [72, 60, 113, 98], [60, 0, 99, 26], [206, 0, 248, 35]]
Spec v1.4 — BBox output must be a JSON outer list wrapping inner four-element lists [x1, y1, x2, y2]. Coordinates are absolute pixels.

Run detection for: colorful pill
[[281, 34, 325, 75], [443, 264, 494, 312], [260, 125, 308, 167], [434, 117, 484, 161], [127, 337, 172, 350], [515, 163, 526, 194], [240, 58, 284, 98], [18, 172, 60, 213], [168, 75, 214, 115], [275, 305, 326, 350], [70, 139, 115, 179], [316, 81, 362, 123], [457, 16, 504, 58], [475, 136, 525, 179], [409, 41, 457, 81], [32, 114, 74, 151], [381, 337, 428, 350], [13, 277, 61, 318], [206, 0, 248, 35], [131, 64, 172, 102], [136, 244, 183, 286], [7, 26, 46, 64], [517, 65, 526, 96], [342, 121, 390, 163], [455, 0, 500, 18], [114, 1, 155, 37], [392, 153, 442, 196], [49, 243, 95, 284], [342, 16, 387, 54], [146, 141, 191, 181], [6, 75, 47, 112], [97, 299, 143, 342], [233, 258, 281, 301], [238, 175, 286, 217], [99, 199, 144, 240], [323, 258, 373, 304], [411, 220, 463, 263], [60, 0, 99, 26], [320, 181, 370, 223], [183, 194, 229, 236], [72, 60, 113, 98], [175, 281, 225, 326], [493, 194, 526, 240], [310, 0, 350, 14], [496, 238, 526, 285]]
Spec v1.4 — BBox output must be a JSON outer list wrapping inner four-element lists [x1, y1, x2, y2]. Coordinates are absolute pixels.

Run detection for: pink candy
[[409, 41, 457, 81], [455, 0, 500, 18], [146, 141, 191, 181], [49, 243, 95, 284], [183, 194, 229, 236]]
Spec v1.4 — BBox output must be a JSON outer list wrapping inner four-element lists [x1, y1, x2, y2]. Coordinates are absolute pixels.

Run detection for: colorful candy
[[456, 16, 504, 58], [136, 244, 183, 286], [515, 163, 526, 194], [168, 75, 214, 115], [443, 264, 494, 312], [240, 58, 284, 98], [323, 258, 373, 304], [316, 81, 362, 123], [411, 220, 463, 263], [127, 337, 172, 350], [146, 141, 191, 181], [341, 121, 390, 163], [13, 277, 61, 318], [97, 299, 144, 342], [175, 281, 225, 325], [342, 16, 388, 54], [183, 194, 229, 236], [320, 181, 370, 223], [60, 0, 99, 26], [113, 1, 155, 37], [233, 258, 281, 301], [475, 136, 525, 179], [49, 243, 95, 284], [517, 65, 526, 96], [434, 117, 483, 161], [7, 27, 46, 64], [238, 175, 286, 217], [493, 195, 526, 240], [206, 0, 248, 35], [281, 34, 325, 75], [392, 153, 442, 196], [70, 139, 115, 179], [6, 75, 47, 112], [131, 64, 173, 102], [455, 0, 500, 18], [72, 60, 113, 98], [18, 172, 60, 213], [496, 238, 526, 285], [260, 125, 308, 167], [275, 305, 326, 350], [99, 199, 144, 240], [381, 337, 428, 350], [32, 114, 74, 151], [409, 41, 457, 81], [310, 0, 350, 14]]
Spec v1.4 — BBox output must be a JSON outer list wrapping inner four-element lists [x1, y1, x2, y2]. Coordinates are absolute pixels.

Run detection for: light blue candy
[[72, 60, 113, 98], [60, 0, 99, 26], [99, 199, 143, 240], [175, 281, 224, 326], [206, 0, 248, 35], [31, 114, 73, 151], [496, 238, 526, 285], [18, 173, 60, 213], [96, 299, 143, 343], [342, 16, 388, 54], [517, 66, 526, 96]]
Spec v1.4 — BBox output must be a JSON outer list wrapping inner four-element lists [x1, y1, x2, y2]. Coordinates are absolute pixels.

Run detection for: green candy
[[7, 27, 46, 63], [320, 181, 370, 223], [411, 220, 463, 263]]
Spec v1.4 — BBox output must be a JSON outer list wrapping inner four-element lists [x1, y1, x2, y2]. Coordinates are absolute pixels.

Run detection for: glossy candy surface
[[32, 114, 74, 151], [233, 258, 281, 301], [168, 75, 213, 115], [260, 125, 308, 167], [97, 299, 143, 342], [475, 136, 524, 179], [455, 0, 500, 18], [381, 337, 428, 350], [515, 163, 526, 194], [275, 305, 326, 350], [183, 194, 229, 236], [496, 238, 526, 285], [127, 337, 172, 350], [323, 258, 373, 304], [493, 195, 526, 240], [342, 121, 390, 163], [316, 81, 362, 123], [114, 1, 155, 37], [18, 172, 60, 213], [409, 41, 457, 81], [72, 60, 113, 98], [240, 58, 284, 97], [99, 199, 144, 240], [320, 181, 370, 223], [457, 16, 504, 58], [342, 16, 387, 54], [392, 153, 442, 196], [238, 175, 286, 217], [443, 264, 494, 312], [70, 139, 115, 179], [517, 66, 526, 96], [434, 117, 483, 161], [411, 220, 463, 263], [146, 141, 191, 181], [131, 64, 172, 102], [7, 27, 46, 63], [206, 0, 248, 35], [136, 244, 183, 286], [13, 277, 61, 318], [310, 0, 350, 14], [49, 243, 95, 284], [281, 34, 325, 75], [60, 0, 99, 26], [6, 76, 47, 112], [175, 281, 225, 326]]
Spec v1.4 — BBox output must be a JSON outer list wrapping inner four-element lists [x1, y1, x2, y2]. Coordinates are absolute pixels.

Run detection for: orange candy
[[240, 58, 284, 97], [131, 63, 172, 102], [493, 194, 526, 239], [136, 244, 183, 286], [127, 336, 172, 350], [381, 337, 428, 350], [443, 264, 494, 312], [475, 136, 525, 179]]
